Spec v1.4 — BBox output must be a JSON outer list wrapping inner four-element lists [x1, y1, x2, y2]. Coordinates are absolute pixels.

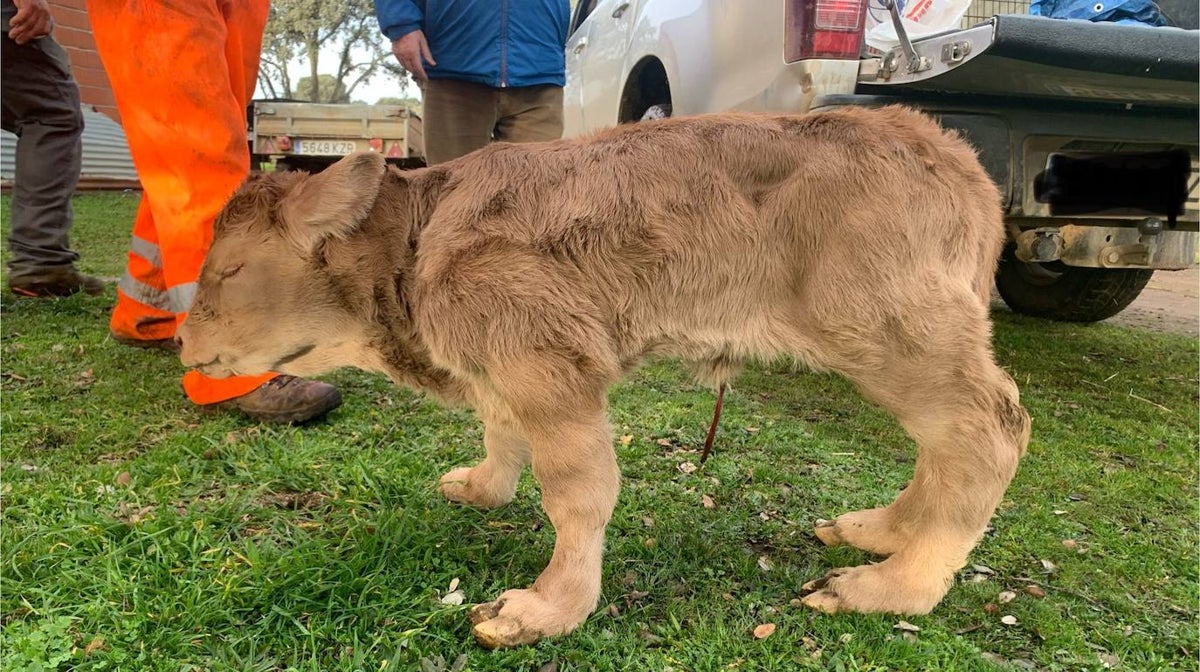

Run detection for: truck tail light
[[785, 0, 868, 61]]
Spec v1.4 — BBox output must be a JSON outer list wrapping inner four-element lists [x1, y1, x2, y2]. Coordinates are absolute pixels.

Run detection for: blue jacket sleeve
[[376, 0, 424, 41]]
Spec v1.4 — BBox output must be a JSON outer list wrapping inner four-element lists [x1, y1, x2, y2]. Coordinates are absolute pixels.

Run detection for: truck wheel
[[995, 245, 1153, 322]]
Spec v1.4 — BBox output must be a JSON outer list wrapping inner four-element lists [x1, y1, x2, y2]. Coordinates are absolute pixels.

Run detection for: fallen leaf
[[607, 604, 620, 617], [537, 662, 559, 672], [894, 620, 921, 632], [657, 438, 673, 447], [677, 461, 697, 475], [642, 516, 655, 528], [998, 590, 1017, 604], [626, 590, 650, 603], [983, 603, 999, 614], [839, 633, 853, 644], [76, 369, 95, 387], [701, 494, 715, 509], [440, 590, 465, 605], [447, 577, 459, 593], [619, 435, 633, 446], [1024, 585, 1046, 598], [901, 631, 918, 643], [115, 471, 132, 487], [789, 598, 802, 607], [1040, 559, 1059, 574], [981, 653, 1007, 666], [1098, 653, 1120, 668], [1000, 615, 1019, 626], [753, 623, 776, 639], [83, 636, 106, 656], [644, 537, 657, 549], [744, 426, 759, 433], [1053, 509, 1068, 515], [757, 555, 774, 572], [971, 564, 995, 575], [638, 630, 664, 645]]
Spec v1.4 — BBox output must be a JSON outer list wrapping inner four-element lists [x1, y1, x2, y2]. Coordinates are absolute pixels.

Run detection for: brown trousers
[[422, 78, 564, 165]]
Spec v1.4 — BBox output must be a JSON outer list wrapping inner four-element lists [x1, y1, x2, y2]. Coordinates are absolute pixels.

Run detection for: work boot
[[214, 375, 342, 424], [111, 332, 182, 353], [9, 266, 104, 298]]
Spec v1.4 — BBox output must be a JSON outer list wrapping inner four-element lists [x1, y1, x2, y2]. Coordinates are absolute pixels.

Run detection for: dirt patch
[[1102, 266, 1198, 337]]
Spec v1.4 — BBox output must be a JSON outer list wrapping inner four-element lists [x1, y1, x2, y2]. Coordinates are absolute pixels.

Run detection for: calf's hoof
[[799, 559, 950, 615], [814, 507, 906, 556], [468, 588, 588, 649], [438, 466, 512, 509]]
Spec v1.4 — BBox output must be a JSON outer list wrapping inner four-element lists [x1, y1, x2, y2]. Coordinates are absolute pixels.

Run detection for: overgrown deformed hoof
[[811, 508, 907, 556], [471, 613, 544, 649], [813, 518, 844, 547], [438, 466, 512, 509], [467, 588, 588, 649], [799, 568, 848, 613], [798, 561, 946, 615]]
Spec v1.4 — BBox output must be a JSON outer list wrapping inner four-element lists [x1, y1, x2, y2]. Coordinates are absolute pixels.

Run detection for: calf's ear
[[279, 151, 388, 251]]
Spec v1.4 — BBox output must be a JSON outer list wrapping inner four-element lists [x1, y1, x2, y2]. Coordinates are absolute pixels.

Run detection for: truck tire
[[995, 245, 1153, 322]]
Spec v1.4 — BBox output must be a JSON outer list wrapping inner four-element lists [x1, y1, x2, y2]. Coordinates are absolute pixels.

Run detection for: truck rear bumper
[[810, 93, 1198, 222], [811, 93, 1198, 270]]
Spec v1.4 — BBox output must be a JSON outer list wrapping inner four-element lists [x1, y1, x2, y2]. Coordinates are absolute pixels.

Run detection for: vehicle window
[[570, 0, 601, 35]]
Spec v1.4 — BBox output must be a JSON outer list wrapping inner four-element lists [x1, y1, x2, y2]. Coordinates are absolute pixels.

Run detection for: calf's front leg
[[469, 408, 619, 649]]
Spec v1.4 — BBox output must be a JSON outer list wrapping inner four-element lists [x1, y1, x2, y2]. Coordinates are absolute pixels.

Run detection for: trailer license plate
[[295, 140, 356, 156]]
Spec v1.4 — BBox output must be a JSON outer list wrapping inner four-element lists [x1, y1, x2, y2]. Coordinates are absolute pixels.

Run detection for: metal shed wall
[[1, 108, 139, 190]]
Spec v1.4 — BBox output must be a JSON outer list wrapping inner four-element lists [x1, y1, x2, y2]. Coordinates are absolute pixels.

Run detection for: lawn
[[1, 193, 1197, 671]]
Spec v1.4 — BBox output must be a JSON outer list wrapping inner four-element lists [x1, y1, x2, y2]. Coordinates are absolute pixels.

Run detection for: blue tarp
[[1029, 0, 1168, 26]]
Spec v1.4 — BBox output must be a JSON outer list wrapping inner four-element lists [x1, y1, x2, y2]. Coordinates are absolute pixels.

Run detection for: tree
[[257, 0, 410, 102], [375, 95, 422, 112], [296, 75, 350, 103]]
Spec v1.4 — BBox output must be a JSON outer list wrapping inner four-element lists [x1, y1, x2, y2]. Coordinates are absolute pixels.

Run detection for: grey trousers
[[1, 0, 84, 276], [422, 78, 564, 165]]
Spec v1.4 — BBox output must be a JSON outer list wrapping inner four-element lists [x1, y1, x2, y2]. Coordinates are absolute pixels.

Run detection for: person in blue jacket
[[376, 0, 570, 165]]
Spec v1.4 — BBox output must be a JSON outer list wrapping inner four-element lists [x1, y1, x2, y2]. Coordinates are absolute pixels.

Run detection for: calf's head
[[177, 152, 388, 379]]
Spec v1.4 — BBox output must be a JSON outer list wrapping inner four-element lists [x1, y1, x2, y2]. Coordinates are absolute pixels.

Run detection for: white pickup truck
[[562, 0, 1199, 322]]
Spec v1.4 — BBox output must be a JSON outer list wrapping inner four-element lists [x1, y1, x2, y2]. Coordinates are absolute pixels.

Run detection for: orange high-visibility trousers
[[88, 0, 274, 404]]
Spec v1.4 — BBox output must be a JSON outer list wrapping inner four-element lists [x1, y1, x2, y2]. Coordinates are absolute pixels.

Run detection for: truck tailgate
[[859, 15, 1199, 108]]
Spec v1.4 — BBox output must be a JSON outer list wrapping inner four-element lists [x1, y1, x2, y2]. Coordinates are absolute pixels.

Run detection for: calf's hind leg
[[802, 309, 1030, 614]]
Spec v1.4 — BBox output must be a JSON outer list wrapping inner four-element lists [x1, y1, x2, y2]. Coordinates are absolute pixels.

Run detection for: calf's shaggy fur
[[177, 107, 1031, 648]]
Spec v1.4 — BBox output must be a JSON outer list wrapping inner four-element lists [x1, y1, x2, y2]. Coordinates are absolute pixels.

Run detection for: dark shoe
[[215, 375, 342, 424], [9, 267, 105, 298], [111, 332, 182, 354]]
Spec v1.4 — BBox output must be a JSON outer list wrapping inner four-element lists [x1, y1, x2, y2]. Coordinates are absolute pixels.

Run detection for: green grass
[[1, 193, 1197, 671]]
